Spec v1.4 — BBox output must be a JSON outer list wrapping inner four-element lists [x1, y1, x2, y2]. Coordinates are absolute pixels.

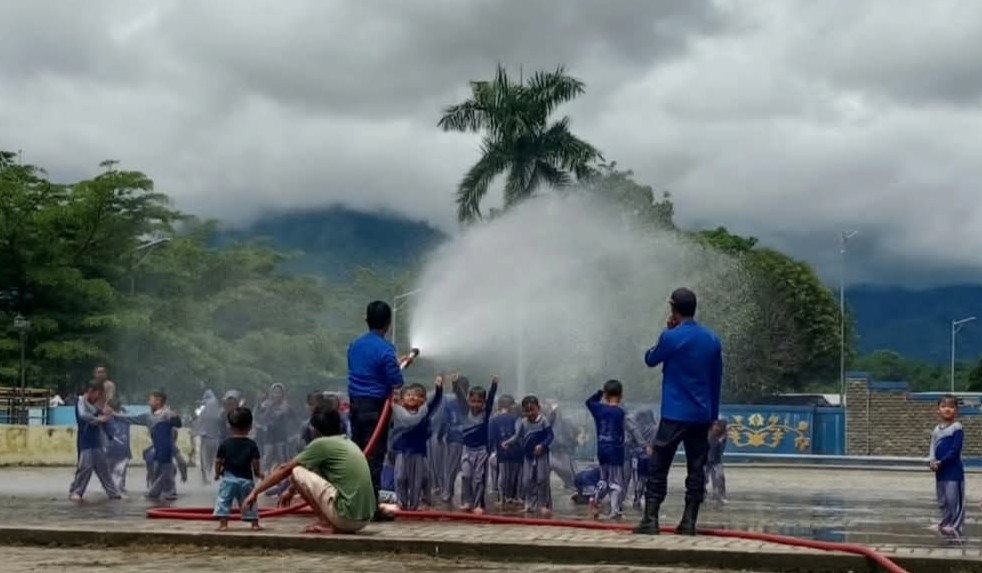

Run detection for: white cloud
[[1, 0, 980, 285]]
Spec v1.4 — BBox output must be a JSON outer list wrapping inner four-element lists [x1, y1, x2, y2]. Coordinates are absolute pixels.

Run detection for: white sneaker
[[69, 494, 82, 502]]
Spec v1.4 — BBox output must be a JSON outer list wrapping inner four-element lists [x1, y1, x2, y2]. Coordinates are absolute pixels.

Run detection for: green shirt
[[294, 436, 376, 522]]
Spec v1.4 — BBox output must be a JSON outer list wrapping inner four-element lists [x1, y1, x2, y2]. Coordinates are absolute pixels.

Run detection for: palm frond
[[526, 66, 586, 118], [534, 161, 572, 188], [438, 100, 488, 133], [455, 138, 510, 222], [541, 117, 603, 178], [503, 158, 537, 208]]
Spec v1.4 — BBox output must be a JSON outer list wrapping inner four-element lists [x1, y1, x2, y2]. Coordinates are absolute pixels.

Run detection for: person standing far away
[[634, 287, 723, 536], [94, 365, 116, 406], [347, 300, 409, 520]]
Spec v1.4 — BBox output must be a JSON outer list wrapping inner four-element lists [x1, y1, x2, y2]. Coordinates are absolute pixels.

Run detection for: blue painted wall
[[721, 405, 815, 455]]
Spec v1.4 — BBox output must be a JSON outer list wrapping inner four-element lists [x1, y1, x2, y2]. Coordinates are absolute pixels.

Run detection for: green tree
[[113, 218, 347, 404], [968, 357, 982, 392], [0, 153, 176, 387], [582, 162, 675, 230], [439, 65, 602, 222], [695, 227, 851, 399], [1, 151, 350, 405]]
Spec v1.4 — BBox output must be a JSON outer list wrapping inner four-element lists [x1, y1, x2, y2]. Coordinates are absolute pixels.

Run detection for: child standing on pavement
[[930, 395, 965, 538], [505, 395, 553, 517], [705, 419, 727, 503], [214, 407, 263, 530]]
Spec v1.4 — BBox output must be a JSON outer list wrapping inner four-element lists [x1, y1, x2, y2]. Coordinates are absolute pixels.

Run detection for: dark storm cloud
[[154, 0, 726, 117], [1, 0, 980, 286]]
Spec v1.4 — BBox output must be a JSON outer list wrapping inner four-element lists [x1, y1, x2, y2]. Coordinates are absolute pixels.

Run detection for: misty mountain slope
[[218, 207, 447, 278], [221, 207, 980, 363], [848, 285, 982, 363]]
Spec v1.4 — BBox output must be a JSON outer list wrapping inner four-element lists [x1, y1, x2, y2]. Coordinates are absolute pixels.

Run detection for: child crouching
[[214, 407, 263, 530]]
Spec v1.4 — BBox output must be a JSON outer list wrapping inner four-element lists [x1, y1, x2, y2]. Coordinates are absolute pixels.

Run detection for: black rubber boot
[[633, 499, 661, 535], [676, 501, 700, 536]]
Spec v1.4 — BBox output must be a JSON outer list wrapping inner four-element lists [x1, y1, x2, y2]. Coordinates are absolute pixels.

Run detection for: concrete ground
[[0, 464, 973, 547], [1, 465, 981, 572], [0, 545, 769, 573]]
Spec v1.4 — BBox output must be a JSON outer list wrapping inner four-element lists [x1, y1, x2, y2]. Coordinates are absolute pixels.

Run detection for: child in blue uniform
[[214, 407, 263, 530], [69, 381, 121, 501], [506, 395, 553, 517], [930, 395, 965, 538], [390, 378, 443, 510], [114, 390, 183, 501], [571, 466, 601, 505], [105, 399, 132, 494], [629, 409, 657, 509], [489, 394, 521, 505], [455, 375, 498, 513], [586, 380, 630, 519], [705, 419, 727, 503], [439, 376, 465, 503]]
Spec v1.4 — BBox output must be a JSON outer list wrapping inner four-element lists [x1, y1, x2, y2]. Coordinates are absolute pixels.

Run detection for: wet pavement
[[0, 465, 973, 549], [0, 545, 770, 573]]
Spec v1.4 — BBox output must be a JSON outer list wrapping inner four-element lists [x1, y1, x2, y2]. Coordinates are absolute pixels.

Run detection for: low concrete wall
[[0, 425, 194, 466]]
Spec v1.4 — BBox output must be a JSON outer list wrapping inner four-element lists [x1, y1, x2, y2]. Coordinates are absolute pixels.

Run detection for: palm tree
[[439, 65, 602, 223]]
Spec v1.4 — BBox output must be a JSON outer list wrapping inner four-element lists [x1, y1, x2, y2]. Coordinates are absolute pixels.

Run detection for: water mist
[[408, 194, 756, 402]]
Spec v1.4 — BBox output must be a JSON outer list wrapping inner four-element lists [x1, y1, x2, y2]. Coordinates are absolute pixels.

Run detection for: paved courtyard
[[0, 545, 769, 573], [0, 465, 974, 547], [1, 465, 981, 571]]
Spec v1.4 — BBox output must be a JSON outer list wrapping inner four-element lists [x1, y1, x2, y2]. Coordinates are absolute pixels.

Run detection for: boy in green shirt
[[245, 408, 375, 533]]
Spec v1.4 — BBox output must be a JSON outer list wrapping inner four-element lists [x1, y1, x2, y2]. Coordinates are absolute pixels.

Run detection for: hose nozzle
[[399, 347, 421, 370]]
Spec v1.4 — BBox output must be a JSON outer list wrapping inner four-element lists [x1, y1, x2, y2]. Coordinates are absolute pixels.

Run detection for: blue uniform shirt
[[390, 387, 443, 456], [585, 391, 626, 466], [645, 320, 723, 424], [347, 332, 404, 399], [459, 383, 497, 449], [489, 412, 522, 462], [106, 418, 132, 460], [441, 396, 463, 444], [511, 415, 553, 460], [75, 397, 104, 452], [931, 422, 965, 482]]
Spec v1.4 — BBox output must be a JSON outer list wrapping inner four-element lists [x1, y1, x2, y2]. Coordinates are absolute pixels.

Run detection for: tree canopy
[[439, 65, 602, 223], [0, 152, 386, 404]]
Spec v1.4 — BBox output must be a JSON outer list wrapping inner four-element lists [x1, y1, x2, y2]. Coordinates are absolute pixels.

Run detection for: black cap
[[669, 287, 697, 317]]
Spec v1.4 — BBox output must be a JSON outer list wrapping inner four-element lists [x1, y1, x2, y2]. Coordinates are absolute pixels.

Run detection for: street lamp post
[[13, 314, 31, 424], [951, 316, 976, 392], [392, 289, 422, 354], [839, 230, 858, 408], [130, 237, 171, 295]]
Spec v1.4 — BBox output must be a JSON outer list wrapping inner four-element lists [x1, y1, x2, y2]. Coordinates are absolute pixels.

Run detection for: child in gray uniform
[[930, 395, 965, 538], [705, 419, 727, 503], [113, 390, 183, 501], [389, 377, 444, 511], [505, 395, 554, 517], [455, 375, 499, 513]]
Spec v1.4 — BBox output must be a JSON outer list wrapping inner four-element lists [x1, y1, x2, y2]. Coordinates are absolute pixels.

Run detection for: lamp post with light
[[951, 316, 976, 392]]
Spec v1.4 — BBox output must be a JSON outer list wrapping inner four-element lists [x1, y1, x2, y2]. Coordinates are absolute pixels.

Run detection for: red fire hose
[[146, 352, 909, 573]]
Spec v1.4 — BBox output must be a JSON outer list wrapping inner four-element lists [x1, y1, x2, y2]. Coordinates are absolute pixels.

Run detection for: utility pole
[[951, 317, 976, 392], [839, 230, 858, 408], [13, 314, 31, 425], [392, 289, 422, 354]]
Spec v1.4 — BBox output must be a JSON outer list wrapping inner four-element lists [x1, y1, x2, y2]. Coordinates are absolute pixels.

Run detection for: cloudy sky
[[2, 0, 980, 286]]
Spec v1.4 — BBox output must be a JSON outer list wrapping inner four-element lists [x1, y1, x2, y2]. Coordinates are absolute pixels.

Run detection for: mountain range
[[221, 207, 982, 364]]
